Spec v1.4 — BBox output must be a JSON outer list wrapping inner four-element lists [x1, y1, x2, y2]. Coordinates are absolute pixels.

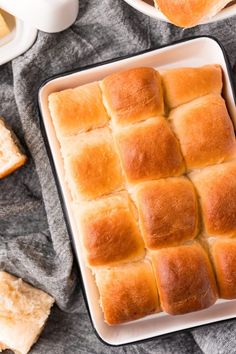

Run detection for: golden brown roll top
[[115, 117, 185, 184], [48, 82, 109, 138], [74, 192, 145, 267], [101, 67, 164, 126], [134, 177, 198, 249], [169, 95, 236, 170], [61, 128, 124, 201], [209, 239, 236, 299], [161, 65, 222, 109], [190, 161, 236, 238], [95, 261, 160, 324], [151, 243, 218, 315], [0, 118, 27, 179], [154, 0, 232, 28]]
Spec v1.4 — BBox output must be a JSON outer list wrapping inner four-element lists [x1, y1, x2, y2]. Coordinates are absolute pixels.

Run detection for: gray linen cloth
[[0, 1, 236, 353]]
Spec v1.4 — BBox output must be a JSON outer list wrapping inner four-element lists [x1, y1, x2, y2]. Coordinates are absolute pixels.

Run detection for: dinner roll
[[115, 117, 185, 183], [169, 95, 236, 170], [210, 239, 236, 299], [61, 128, 123, 201], [161, 65, 222, 109], [190, 161, 236, 237], [95, 261, 159, 324], [154, 0, 232, 27], [134, 177, 198, 249], [101, 67, 164, 126], [151, 243, 218, 315], [0, 118, 27, 179], [0, 271, 54, 354], [49, 82, 109, 138], [74, 192, 145, 267]]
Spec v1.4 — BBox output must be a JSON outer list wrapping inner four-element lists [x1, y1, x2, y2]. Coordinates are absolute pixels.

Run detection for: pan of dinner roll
[[123, 0, 236, 27], [38, 36, 236, 345]]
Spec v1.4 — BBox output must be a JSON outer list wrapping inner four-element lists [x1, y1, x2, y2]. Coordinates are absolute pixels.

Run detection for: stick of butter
[[0, 10, 10, 39]]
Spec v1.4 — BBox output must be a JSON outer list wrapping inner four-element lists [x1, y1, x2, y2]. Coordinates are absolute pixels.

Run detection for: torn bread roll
[[0, 117, 27, 179], [0, 271, 54, 354], [154, 0, 233, 27]]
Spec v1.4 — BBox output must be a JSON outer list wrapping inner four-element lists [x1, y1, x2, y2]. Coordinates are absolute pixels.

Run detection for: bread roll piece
[[101, 67, 164, 126], [0, 118, 27, 179], [210, 239, 236, 299], [61, 128, 123, 201], [48, 82, 109, 139], [190, 161, 236, 237], [161, 65, 222, 109], [74, 192, 145, 267], [134, 177, 198, 249], [169, 95, 236, 170], [0, 271, 54, 354], [0, 11, 10, 38], [95, 261, 159, 324], [115, 117, 185, 183], [151, 243, 217, 315], [154, 0, 232, 27]]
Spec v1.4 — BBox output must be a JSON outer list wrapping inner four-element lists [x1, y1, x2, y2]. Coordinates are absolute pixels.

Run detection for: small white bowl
[[0, 11, 37, 66], [123, 0, 236, 25]]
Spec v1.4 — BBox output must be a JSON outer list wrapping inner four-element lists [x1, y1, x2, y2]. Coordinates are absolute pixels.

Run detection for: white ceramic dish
[[123, 0, 236, 24], [0, 0, 79, 33], [38, 36, 236, 346], [0, 11, 37, 66]]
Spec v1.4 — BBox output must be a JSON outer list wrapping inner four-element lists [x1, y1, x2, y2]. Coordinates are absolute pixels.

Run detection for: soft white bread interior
[[0, 271, 54, 354], [154, 0, 232, 27], [0, 118, 27, 179]]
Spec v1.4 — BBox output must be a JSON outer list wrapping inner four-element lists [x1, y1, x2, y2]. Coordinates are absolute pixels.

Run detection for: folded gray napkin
[[0, 0, 236, 353]]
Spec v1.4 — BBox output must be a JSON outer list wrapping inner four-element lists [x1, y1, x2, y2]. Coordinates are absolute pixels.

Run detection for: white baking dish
[[0, 11, 37, 66], [38, 36, 236, 346], [123, 0, 236, 24]]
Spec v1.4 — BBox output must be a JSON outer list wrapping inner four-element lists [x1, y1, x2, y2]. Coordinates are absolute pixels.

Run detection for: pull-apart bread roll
[[0, 271, 54, 354], [74, 192, 145, 267], [48, 82, 109, 139], [209, 239, 236, 299], [154, 0, 232, 27], [115, 117, 185, 183], [151, 243, 218, 315], [0, 118, 27, 179], [95, 261, 159, 324], [134, 177, 198, 249], [190, 161, 236, 237], [61, 128, 123, 201], [161, 65, 222, 109], [169, 95, 236, 170], [101, 67, 164, 126]]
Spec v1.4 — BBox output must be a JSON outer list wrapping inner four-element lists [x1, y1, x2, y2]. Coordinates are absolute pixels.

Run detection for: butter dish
[[0, 0, 79, 65]]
